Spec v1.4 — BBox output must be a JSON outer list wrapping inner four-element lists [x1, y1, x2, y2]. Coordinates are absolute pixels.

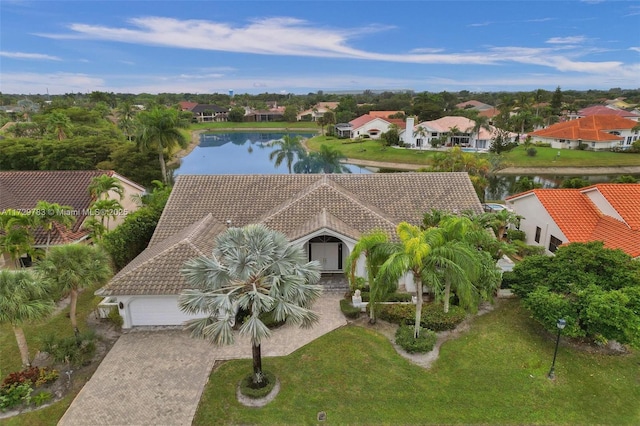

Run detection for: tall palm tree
[[136, 107, 189, 184], [90, 199, 123, 229], [466, 115, 493, 148], [0, 270, 55, 366], [346, 230, 393, 323], [315, 144, 351, 173], [32, 201, 76, 252], [37, 244, 113, 338], [379, 223, 444, 338], [45, 111, 73, 141], [89, 174, 124, 201], [0, 210, 36, 268], [269, 135, 304, 174], [179, 224, 322, 387]]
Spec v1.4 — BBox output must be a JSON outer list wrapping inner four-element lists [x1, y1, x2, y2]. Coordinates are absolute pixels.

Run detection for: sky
[[1, 0, 639, 95]]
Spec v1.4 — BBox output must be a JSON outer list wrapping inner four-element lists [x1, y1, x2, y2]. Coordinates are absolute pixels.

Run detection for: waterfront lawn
[[307, 136, 436, 166], [503, 145, 640, 167], [193, 300, 640, 425], [190, 121, 318, 130]]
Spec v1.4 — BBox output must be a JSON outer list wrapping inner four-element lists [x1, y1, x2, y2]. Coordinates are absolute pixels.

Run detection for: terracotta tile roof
[[420, 116, 475, 133], [578, 105, 640, 119], [507, 183, 640, 257], [455, 100, 494, 111], [530, 115, 636, 142], [179, 101, 198, 111], [0, 170, 115, 245], [105, 173, 482, 295], [349, 114, 377, 129], [369, 111, 403, 118]]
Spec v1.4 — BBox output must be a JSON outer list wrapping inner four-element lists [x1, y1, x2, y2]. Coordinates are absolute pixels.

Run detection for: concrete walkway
[[58, 295, 346, 426]]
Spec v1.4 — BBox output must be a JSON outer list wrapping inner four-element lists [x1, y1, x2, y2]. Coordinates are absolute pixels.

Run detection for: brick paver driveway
[[58, 294, 345, 426]]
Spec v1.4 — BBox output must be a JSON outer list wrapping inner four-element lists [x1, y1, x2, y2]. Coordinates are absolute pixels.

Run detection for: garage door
[[129, 296, 196, 326]]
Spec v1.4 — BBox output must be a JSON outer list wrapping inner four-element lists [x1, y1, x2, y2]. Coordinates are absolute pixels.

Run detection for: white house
[[529, 115, 639, 150], [96, 173, 483, 328], [335, 114, 406, 140], [505, 183, 640, 258]]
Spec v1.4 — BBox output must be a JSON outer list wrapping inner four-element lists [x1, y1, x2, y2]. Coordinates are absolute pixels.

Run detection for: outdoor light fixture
[[547, 318, 566, 379]]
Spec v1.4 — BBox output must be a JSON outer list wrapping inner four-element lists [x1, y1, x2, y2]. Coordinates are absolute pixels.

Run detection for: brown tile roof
[[578, 105, 640, 118], [103, 173, 482, 295], [529, 115, 636, 142], [0, 170, 115, 245]]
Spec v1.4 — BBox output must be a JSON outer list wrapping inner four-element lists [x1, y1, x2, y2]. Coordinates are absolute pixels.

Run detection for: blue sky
[[1, 1, 639, 95]]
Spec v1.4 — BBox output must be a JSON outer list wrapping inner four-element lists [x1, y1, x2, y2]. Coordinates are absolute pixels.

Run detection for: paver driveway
[[58, 294, 345, 426]]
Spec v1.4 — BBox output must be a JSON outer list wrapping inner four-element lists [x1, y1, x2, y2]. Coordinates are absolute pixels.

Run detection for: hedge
[[395, 325, 437, 353], [376, 303, 467, 331], [340, 298, 362, 319]]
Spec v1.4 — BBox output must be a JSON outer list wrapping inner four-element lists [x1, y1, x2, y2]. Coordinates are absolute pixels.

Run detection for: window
[[534, 226, 541, 243], [431, 132, 438, 137], [549, 235, 562, 253]]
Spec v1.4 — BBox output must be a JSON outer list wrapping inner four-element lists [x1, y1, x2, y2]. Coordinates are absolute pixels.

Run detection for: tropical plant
[[89, 199, 123, 229], [45, 111, 72, 141], [88, 174, 125, 201], [466, 116, 492, 146], [179, 224, 322, 388], [37, 244, 113, 338], [136, 107, 189, 183], [269, 135, 304, 174], [32, 201, 76, 251], [0, 210, 36, 268], [314, 144, 351, 173], [346, 230, 394, 323], [0, 270, 55, 366]]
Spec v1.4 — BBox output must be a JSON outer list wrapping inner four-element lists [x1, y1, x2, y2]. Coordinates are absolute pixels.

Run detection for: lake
[[175, 132, 372, 175]]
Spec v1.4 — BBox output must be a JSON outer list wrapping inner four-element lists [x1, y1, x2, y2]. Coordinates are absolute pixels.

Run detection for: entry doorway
[[308, 235, 344, 272]]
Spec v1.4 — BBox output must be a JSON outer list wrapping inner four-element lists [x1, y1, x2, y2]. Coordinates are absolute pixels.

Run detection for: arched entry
[[308, 235, 345, 272]]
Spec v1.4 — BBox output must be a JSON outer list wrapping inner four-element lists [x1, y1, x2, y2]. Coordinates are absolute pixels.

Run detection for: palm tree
[[346, 230, 392, 323], [0, 270, 55, 366], [117, 100, 138, 141], [466, 115, 493, 148], [269, 135, 304, 174], [32, 201, 76, 251], [45, 111, 73, 141], [37, 244, 113, 338], [89, 174, 124, 201], [315, 144, 351, 173], [136, 107, 189, 184], [90, 199, 123, 229], [379, 223, 444, 338], [0, 210, 36, 268], [179, 224, 322, 388]]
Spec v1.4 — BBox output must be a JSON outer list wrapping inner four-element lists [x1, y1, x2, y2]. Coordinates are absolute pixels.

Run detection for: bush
[[505, 229, 526, 242], [360, 292, 412, 303], [40, 331, 97, 367], [340, 298, 361, 319], [395, 325, 437, 353], [376, 303, 467, 331], [513, 240, 545, 257], [526, 147, 537, 157], [32, 391, 53, 407], [107, 306, 124, 328], [239, 370, 277, 399], [1, 367, 58, 389], [0, 383, 33, 411]]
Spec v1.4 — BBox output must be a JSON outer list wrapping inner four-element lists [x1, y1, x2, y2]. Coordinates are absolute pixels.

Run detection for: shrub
[[239, 370, 277, 399], [32, 391, 53, 407], [107, 306, 124, 328], [526, 147, 537, 157], [259, 311, 285, 329], [513, 240, 545, 257], [395, 325, 437, 353], [1, 367, 41, 388], [360, 292, 412, 303], [40, 331, 97, 367], [376, 303, 467, 331], [340, 298, 361, 319], [376, 303, 415, 325], [505, 229, 526, 242], [0, 383, 33, 411]]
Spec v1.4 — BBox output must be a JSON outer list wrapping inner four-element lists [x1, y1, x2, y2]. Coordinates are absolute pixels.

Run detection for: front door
[[309, 236, 343, 272]]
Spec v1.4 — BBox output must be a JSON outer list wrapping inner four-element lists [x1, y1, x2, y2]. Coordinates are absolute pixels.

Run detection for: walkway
[[58, 295, 346, 426]]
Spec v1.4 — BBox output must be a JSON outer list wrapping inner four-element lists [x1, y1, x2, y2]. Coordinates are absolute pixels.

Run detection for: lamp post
[[548, 318, 566, 379]]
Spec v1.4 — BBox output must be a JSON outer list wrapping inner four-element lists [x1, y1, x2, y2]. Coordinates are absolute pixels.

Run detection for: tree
[[179, 224, 322, 387], [228, 107, 246, 122], [45, 111, 73, 141], [467, 116, 492, 147], [283, 105, 298, 122], [314, 144, 351, 173], [37, 244, 113, 338], [89, 174, 125, 201], [380, 125, 400, 146], [489, 128, 517, 154], [0, 270, 55, 366], [32, 200, 76, 251], [136, 107, 189, 184], [0, 210, 36, 268], [346, 230, 393, 323], [550, 87, 563, 116], [269, 135, 304, 174], [560, 177, 590, 189], [507, 242, 640, 348]]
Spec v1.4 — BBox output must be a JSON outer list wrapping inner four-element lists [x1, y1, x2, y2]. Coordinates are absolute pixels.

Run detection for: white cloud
[[1, 72, 105, 94], [0, 51, 61, 61], [546, 36, 587, 44], [629, 47, 640, 53]]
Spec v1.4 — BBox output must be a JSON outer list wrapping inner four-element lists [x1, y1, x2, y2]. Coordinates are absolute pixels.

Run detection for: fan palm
[[0, 270, 55, 366], [179, 224, 322, 387], [269, 135, 304, 174]]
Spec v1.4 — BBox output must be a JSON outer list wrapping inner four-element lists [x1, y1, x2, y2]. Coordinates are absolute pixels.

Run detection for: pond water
[[175, 132, 372, 175]]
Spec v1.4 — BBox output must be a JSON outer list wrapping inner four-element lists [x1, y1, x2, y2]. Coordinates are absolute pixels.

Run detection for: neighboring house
[[179, 102, 228, 122], [335, 114, 406, 139], [567, 105, 640, 121], [604, 98, 635, 110], [505, 183, 640, 258], [368, 110, 403, 119], [0, 170, 145, 268], [96, 173, 483, 328], [297, 102, 339, 121], [529, 115, 639, 150], [455, 100, 499, 119], [245, 106, 286, 122], [401, 116, 515, 150]]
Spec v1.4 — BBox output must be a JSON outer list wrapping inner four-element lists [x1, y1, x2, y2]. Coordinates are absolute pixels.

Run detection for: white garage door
[[129, 296, 196, 326]]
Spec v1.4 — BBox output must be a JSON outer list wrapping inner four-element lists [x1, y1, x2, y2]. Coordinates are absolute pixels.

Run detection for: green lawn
[[502, 145, 640, 167], [189, 121, 319, 130], [193, 300, 640, 425]]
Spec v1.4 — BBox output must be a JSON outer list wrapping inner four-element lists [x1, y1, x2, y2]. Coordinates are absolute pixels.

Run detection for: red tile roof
[[578, 105, 640, 118], [179, 101, 198, 111], [530, 115, 636, 142], [507, 183, 640, 257], [349, 114, 376, 129], [369, 111, 403, 118]]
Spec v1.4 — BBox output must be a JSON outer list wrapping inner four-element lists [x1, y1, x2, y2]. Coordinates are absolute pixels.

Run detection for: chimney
[[405, 116, 415, 146]]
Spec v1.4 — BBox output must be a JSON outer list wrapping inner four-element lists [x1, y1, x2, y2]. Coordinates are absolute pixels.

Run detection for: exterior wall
[[507, 194, 568, 255], [117, 295, 205, 329], [352, 118, 393, 139], [107, 175, 146, 230]]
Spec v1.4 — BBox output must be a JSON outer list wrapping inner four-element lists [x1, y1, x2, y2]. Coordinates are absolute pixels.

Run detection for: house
[[401, 116, 516, 150], [179, 102, 228, 122], [505, 183, 640, 258], [0, 170, 145, 268], [529, 115, 639, 150], [368, 111, 403, 119], [567, 105, 640, 121], [455, 100, 499, 119], [245, 105, 286, 122], [297, 102, 339, 121], [335, 114, 406, 139], [96, 173, 483, 328]]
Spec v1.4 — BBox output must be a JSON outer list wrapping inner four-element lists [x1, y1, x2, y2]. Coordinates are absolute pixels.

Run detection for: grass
[[0, 289, 101, 425], [193, 300, 640, 425], [502, 145, 640, 168]]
